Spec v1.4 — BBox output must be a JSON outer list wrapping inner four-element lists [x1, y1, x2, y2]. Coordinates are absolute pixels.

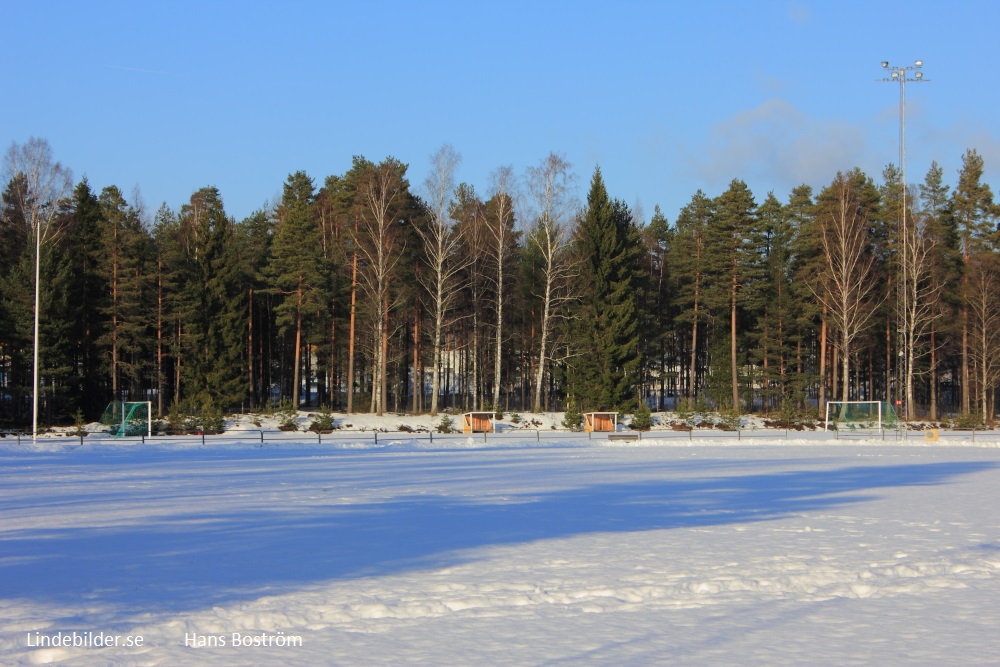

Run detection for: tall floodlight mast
[[879, 59, 927, 421]]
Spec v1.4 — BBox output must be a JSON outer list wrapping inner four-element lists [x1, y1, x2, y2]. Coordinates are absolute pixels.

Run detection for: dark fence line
[[6, 425, 1000, 448]]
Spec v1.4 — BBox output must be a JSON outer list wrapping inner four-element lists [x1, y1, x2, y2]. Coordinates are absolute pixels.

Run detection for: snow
[[2, 416, 1000, 665]]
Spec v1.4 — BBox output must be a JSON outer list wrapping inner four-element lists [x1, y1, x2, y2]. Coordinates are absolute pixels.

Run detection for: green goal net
[[825, 401, 898, 431], [100, 401, 152, 437]]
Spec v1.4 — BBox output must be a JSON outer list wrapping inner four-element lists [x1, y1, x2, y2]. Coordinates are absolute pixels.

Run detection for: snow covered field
[[2, 430, 1000, 665]]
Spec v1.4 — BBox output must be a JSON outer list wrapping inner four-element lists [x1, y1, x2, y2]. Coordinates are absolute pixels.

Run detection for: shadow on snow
[[0, 452, 994, 618]]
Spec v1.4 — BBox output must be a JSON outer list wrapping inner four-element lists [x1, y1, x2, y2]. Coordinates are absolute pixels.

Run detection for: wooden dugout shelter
[[462, 412, 495, 434], [584, 412, 619, 433]]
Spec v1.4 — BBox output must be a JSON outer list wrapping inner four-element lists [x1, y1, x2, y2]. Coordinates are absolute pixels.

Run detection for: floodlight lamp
[[915, 60, 923, 67], [915, 72, 923, 79], [891, 71, 899, 79], [881, 61, 889, 68]]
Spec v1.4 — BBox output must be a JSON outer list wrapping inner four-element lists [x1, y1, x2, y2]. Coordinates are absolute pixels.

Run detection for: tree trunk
[[962, 305, 970, 414], [841, 330, 849, 403], [412, 307, 420, 414], [688, 308, 699, 404], [532, 280, 551, 414], [930, 326, 938, 421], [156, 262, 164, 417], [380, 294, 389, 416], [248, 287, 254, 411], [291, 286, 302, 408], [492, 263, 504, 411], [818, 311, 827, 419], [346, 230, 358, 414], [730, 285, 739, 411]]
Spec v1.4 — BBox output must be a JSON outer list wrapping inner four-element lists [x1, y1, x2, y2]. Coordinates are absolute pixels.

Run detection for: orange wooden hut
[[462, 412, 495, 434], [584, 412, 619, 433]]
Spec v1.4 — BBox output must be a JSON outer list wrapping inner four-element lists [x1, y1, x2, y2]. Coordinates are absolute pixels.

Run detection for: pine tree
[[919, 162, 959, 418], [788, 185, 830, 413], [642, 205, 674, 409], [755, 191, 796, 413], [98, 186, 153, 400], [704, 179, 760, 412], [669, 190, 714, 406], [236, 208, 276, 411], [268, 171, 327, 408], [952, 149, 997, 415]]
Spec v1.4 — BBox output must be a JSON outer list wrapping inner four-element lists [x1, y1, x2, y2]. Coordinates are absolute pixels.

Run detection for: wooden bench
[[607, 433, 640, 441]]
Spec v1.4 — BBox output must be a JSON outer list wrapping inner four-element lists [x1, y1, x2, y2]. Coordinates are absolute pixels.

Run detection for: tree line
[[2, 138, 999, 427]]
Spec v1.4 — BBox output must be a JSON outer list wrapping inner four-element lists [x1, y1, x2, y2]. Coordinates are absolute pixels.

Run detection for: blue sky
[[3, 0, 997, 226]]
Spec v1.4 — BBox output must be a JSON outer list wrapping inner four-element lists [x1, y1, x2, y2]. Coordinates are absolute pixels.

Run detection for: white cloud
[[788, 2, 811, 24], [688, 99, 868, 195]]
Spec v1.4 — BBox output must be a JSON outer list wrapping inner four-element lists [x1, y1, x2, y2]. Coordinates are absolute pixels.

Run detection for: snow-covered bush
[[631, 403, 653, 431], [437, 415, 455, 433]]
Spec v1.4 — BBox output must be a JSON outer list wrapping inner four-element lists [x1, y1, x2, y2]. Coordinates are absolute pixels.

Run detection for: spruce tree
[[175, 187, 247, 409], [64, 179, 109, 417], [568, 168, 641, 411]]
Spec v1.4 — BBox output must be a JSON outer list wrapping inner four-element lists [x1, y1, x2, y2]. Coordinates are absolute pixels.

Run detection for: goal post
[[100, 401, 152, 438], [825, 401, 898, 431]]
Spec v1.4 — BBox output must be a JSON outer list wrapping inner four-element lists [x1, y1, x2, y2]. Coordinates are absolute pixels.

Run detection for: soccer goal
[[825, 401, 899, 431], [100, 401, 152, 438]]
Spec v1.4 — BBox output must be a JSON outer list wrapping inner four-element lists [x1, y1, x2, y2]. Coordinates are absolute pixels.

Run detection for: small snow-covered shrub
[[437, 415, 454, 434], [72, 409, 88, 437], [197, 398, 225, 434], [308, 409, 336, 432], [718, 410, 742, 431], [631, 403, 653, 431], [562, 399, 583, 431]]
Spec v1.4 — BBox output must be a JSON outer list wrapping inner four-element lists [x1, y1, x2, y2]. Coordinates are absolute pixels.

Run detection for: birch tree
[[525, 153, 576, 413], [967, 253, 1000, 421], [485, 166, 518, 412], [416, 145, 465, 415], [3, 138, 73, 436], [353, 156, 409, 415], [811, 171, 883, 403], [919, 162, 960, 420], [952, 149, 996, 415], [896, 191, 945, 420]]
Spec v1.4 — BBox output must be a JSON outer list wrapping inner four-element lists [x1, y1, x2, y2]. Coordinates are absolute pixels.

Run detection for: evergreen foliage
[[175, 187, 246, 408], [631, 401, 653, 431], [561, 397, 582, 430], [268, 171, 328, 408], [704, 179, 760, 411], [669, 190, 714, 406], [568, 168, 641, 411], [4, 139, 1000, 426]]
